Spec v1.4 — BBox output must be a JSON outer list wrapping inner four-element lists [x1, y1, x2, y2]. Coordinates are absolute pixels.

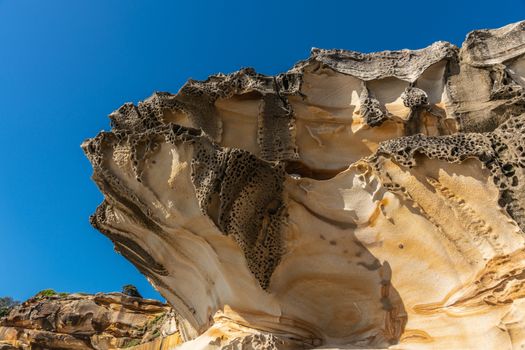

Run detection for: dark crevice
[[285, 160, 347, 180]]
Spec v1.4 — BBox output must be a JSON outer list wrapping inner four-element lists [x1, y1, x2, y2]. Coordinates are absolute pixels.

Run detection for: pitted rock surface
[[82, 21, 525, 350]]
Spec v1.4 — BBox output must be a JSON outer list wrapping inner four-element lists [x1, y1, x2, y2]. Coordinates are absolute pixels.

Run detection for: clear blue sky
[[0, 0, 523, 302]]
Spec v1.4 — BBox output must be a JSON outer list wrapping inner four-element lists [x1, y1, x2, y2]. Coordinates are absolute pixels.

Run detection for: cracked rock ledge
[[0, 293, 182, 350]]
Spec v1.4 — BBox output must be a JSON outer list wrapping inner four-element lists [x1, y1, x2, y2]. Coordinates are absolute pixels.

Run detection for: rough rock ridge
[[83, 21, 525, 349], [0, 293, 182, 350]]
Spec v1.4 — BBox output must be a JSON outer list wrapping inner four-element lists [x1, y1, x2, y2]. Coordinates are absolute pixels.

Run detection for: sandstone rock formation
[[82, 21, 525, 349], [0, 292, 182, 350]]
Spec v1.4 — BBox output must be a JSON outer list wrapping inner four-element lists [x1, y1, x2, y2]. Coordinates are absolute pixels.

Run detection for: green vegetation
[[122, 285, 142, 298], [123, 338, 141, 348], [151, 329, 161, 339], [0, 297, 19, 318], [149, 314, 164, 327], [138, 312, 166, 340], [35, 289, 69, 298]]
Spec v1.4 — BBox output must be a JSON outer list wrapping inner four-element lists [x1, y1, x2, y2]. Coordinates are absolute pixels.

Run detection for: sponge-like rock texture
[[83, 21, 525, 349]]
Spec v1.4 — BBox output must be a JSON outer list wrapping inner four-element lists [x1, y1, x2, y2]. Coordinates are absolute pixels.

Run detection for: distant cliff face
[[83, 21, 525, 349], [0, 293, 182, 350]]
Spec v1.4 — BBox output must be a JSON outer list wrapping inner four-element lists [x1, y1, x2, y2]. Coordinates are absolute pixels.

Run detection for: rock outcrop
[[0, 293, 182, 350], [82, 21, 525, 349]]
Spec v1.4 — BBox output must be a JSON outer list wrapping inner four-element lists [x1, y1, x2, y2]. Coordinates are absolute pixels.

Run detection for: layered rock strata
[[83, 21, 525, 349], [0, 293, 182, 350]]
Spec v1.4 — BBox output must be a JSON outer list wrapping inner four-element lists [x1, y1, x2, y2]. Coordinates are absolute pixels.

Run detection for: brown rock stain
[[400, 329, 434, 343], [414, 249, 525, 315], [368, 198, 389, 227]]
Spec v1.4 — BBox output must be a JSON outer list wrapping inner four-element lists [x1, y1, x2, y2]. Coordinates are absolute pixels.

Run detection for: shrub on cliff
[[122, 285, 142, 298], [0, 297, 19, 317], [34, 289, 68, 299]]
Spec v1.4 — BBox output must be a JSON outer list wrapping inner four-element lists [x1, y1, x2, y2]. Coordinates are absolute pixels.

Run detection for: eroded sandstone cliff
[[0, 293, 182, 350], [82, 21, 525, 349]]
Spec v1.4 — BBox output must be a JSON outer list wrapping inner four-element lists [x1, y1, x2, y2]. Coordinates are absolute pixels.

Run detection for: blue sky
[[0, 0, 524, 302]]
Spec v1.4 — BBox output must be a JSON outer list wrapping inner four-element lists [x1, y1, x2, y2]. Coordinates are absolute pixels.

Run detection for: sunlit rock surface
[[0, 293, 182, 350], [83, 21, 525, 349]]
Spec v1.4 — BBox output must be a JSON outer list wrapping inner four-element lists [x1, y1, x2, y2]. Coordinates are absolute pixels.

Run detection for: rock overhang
[[83, 21, 525, 349]]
